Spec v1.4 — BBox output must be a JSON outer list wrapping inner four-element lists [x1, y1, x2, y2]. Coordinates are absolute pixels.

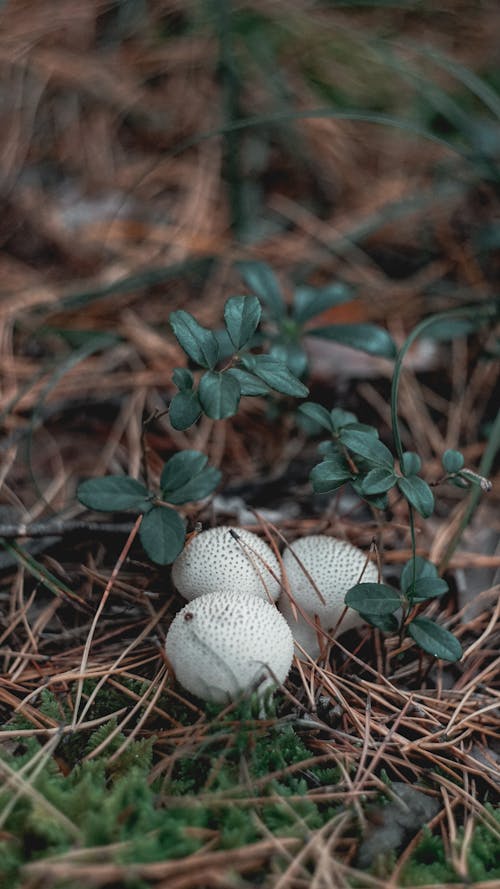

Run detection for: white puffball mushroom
[[171, 526, 281, 602], [279, 535, 378, 658], [165, 590, 294, 703]]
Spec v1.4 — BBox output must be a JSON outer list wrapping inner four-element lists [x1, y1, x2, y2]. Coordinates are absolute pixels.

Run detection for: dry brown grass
[[0, 1, 499, 886]]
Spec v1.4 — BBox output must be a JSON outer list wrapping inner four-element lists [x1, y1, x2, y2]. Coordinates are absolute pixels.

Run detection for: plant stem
[[389, 302, 496, 598]]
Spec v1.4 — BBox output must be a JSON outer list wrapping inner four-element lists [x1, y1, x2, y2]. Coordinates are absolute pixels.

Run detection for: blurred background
[[1, 0, 499, 504]]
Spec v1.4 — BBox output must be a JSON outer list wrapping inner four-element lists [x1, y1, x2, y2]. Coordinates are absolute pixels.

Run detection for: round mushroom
[[165, 590, 294, 703], [171, 526, 281, 602], [279, 535, 378, 657]]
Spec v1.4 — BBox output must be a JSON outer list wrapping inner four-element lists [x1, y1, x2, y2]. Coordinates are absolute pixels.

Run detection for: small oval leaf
[[198, 371, 241, 419], [226, 367, 270, 396], [410, 577, 449, 602], [170, 310, 219, 369], [224, 294, 261, 350], [139, 506, 186, 565], [165, 466, 221, 505], [345, 582, 401, 615], [169, 391, 202, 430], [161, 450, 208, 493], [408, 618, 462, 662], [310, 457, 353, 493], [351, 477, 389, 510], [299, 402, 334, 432], [360, 467, 398, 495], [442, 449, 465, 473], [241, 355, 309, 398], [397, 476, 435, 517], [340, 428, 394, 469], [308, 322, 397, 359], [78, 477, 150, 512], [330, 408, 359, 431], [401, 451, 422, 476], [172, 367, 194, 391], [401, 556, 438, 595], [269, 342, 309, 380], [292, 283, 352, 325], [360, 612, 399, 633], [237, 260, 285, 320]]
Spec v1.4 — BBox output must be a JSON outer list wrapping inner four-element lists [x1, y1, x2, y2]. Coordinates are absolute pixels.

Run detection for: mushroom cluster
[[166, 526, 292, 704], [165, 525, 377, 703]]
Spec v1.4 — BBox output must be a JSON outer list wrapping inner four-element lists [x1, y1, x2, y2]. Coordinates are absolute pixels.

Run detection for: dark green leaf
[[401, 556, 438, 596], [198, 371, 241, 419], [237, 261, 285, 321], [139, 506, 186, 565], [161, 450, 208, 493], [360, 612, 399, 632], [409, 577, 449, 602], [397, 476, 435, 517], [340, 428, 394, 469], [226, 367, 270, 396], [169, 310, 219, 369], [318, 440, 338, 457], [213, 328, 235, 361], [308, 323, 397, 359], [360, 468, 398, 495], [310, 457, 353, 493], [269, 342, 309, 380], [165, 466, 221, 505], [330, 408, 359, 430], [345, 583, 401, 615], [241, 355, 309, 398], [408, 618, 462, 662], [172, 367, 194, 391], [424, 318, 478, 340], [442, 449, 465, 473], [292, 283, 352, 325], [224, 294, 261, 350], [169, 391, 202, 430], [299, 402, 334, 432], [78, 477, 150, 512], [401, 451, 422, 476], [351, 477, 389, 510]]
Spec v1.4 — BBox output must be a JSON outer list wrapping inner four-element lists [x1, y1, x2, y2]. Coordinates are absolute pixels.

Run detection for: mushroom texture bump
[[279, 535, 378, 657], [171, 525, 281, 602], [166, 590, 294, 703]]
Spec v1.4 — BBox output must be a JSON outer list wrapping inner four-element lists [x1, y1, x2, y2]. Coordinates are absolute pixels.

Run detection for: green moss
[[401, 810, 500, 885]]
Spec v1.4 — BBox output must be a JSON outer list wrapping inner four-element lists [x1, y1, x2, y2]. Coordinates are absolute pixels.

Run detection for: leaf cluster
[[237, 261, 396, 381], [301, 404, 468, 661], [78, 450, 221, 564], [169, 288, 308, 429], [301, 402, 436, 516]]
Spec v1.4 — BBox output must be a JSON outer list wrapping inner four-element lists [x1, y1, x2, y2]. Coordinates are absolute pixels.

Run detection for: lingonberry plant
[[78, 281, 311, 564], [78, 267, 495, 662], [300, 303, 496, 662]]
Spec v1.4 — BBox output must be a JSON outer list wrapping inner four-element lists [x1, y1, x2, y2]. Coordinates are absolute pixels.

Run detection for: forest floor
[[0, 2, 499, 887]]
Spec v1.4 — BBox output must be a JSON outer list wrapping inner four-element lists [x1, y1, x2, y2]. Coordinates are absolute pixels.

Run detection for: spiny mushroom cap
[[279, 535, 378, 656], [171, 526, 281, 602], [165, 590, 294, 703]]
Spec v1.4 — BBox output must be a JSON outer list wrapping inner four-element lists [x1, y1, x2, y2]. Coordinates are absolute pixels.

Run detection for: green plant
[[168, 285, 309, 430], [301, 302, 497, 662], [77, 449, 221, 565], [0, 698, 335, 888], [237, 260, 396, 378], [77, 288, 309, 565]]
